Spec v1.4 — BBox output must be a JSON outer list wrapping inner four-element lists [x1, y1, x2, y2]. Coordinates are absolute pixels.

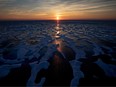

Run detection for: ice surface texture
[[0, 20, 116, 86]]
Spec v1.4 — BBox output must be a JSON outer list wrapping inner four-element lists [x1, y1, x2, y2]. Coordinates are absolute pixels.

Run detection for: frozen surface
[[0, 20, 116, 86]]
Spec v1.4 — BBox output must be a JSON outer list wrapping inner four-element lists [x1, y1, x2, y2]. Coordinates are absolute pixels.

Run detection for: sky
[[0, 0, 116, 20]]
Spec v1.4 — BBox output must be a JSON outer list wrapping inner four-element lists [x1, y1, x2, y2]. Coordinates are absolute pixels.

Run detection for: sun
[[57, 16, 59, 20], [56, 15, 60, 20]]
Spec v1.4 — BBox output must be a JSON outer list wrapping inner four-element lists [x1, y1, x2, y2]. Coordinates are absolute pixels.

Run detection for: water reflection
[[54, 21, 63, 52], [35, 21, 74, 86], [53, 21, 76, 61], [54, 22, 62, 38]]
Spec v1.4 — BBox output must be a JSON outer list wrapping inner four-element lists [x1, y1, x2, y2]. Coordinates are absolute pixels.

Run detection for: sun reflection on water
[[53, 20, 63, 52]]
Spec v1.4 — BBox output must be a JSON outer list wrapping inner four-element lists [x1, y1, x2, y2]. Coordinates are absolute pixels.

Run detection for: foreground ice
[[0, 20, 116, 86]]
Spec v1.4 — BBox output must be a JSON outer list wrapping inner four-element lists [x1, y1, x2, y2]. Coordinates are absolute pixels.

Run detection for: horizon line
[[0, 19, 116, 21]]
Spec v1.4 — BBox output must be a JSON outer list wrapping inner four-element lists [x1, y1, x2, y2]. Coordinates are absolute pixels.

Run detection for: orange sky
[[0, 0, 116, 20]]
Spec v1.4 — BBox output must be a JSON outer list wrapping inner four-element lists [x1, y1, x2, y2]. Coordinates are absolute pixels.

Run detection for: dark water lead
[[78, 54, 116, 86], [35, 51, 73, 86], [0, 59, 31, 86], [0, 47, 74, 86]]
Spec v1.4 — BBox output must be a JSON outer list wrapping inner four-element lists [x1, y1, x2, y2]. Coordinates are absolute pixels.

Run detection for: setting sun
[[57, 16, 59, 20], [56, 15, 60, 20]]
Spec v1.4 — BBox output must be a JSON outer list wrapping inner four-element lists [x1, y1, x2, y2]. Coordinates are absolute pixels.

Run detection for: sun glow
[[57, 16, 59, 20], [56, 15, 60, 20]]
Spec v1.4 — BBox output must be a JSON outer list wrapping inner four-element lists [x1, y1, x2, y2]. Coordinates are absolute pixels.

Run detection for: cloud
[[0, 0, 116, 19]]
